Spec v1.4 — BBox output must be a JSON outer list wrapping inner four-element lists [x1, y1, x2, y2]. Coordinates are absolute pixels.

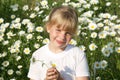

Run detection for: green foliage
[[0, 0, 120, 80]]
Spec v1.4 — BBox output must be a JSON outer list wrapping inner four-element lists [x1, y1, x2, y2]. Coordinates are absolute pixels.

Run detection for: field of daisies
[[0, 0, 120, 80]]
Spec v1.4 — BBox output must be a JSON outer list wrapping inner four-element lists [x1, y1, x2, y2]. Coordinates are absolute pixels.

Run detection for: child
[[27, 5, 90, 80]]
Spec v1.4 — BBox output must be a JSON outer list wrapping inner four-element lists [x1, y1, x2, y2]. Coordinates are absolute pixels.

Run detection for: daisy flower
[[24, 48, 31, 54], [94, 61, 100, 69], [115, 47, 120, 53], [100, 60, 108, 69], [89, 43, 98, 51], [7, 69, 14, 75], [88, 22, 97, 30]]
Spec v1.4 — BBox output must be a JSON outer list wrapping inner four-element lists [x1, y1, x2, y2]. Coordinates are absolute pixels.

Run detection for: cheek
[[49, 31, 56, 39], [67, 37, 72, 42]]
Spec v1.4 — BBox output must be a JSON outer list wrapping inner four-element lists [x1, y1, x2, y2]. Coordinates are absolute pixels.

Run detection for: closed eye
[[56, 29, 61, 32], [66, 32, 72, 35]]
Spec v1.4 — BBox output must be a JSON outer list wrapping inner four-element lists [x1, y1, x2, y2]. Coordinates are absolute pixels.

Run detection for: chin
[[59, 45, 67, 49]]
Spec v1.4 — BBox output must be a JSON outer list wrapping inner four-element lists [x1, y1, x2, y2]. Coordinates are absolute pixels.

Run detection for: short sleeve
[[27, 56, 41, 80], [74, 47, 90, 77], [27, 53, 46, 80]]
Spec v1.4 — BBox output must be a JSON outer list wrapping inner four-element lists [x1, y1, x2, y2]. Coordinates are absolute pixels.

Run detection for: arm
[[76, 76, 90, 80], [74, 48, 90, 80]]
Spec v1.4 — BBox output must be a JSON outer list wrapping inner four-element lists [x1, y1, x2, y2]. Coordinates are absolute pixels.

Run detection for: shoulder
[[67, 44, 85, 54], [32, 44, 47, 56], [66, 44, 86, 60]]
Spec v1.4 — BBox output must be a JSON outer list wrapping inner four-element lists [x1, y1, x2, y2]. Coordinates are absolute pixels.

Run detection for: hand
[[45, 67, 63, 80]]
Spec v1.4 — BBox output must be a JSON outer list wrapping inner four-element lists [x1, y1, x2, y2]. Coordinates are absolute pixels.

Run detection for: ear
[[46, 25, 50, 33]]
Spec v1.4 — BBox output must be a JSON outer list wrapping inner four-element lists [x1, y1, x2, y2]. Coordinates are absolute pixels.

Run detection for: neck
[[48, 43, 65, 54]]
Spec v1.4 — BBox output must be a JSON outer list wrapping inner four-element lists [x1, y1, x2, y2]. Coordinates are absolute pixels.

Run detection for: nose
[[59, 32, 66, 40]]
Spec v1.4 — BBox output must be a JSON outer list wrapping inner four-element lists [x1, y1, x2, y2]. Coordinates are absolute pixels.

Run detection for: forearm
[[76, 76, 90, 80]]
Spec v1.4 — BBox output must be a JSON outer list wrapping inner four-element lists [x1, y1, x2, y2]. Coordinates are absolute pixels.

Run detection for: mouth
[[56, 40, 65, 45]]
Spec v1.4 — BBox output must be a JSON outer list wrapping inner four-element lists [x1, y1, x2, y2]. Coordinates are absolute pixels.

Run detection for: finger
[[47, 67, 55, 72], [50, 67, 58, 73], [46, 74, 57, 80], [46, 68, 59, 79], [47, 71, 55, 76], [46, 72, 59, 80]]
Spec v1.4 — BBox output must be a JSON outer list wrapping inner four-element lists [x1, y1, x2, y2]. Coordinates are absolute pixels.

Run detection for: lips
[[56, 39, 65, 45]]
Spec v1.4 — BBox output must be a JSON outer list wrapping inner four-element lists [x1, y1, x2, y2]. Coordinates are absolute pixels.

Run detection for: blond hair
[[45, 6, 78, 34]]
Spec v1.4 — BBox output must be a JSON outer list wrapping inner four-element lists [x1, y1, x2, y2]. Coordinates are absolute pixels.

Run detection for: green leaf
[[117, 60, 120, 70]]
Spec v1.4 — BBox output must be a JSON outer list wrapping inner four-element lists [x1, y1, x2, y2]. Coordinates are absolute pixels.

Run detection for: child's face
[[47, 25, 72, 50]]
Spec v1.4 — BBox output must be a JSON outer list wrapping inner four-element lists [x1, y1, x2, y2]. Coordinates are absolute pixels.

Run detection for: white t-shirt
[[27, 44, 90, 80]]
